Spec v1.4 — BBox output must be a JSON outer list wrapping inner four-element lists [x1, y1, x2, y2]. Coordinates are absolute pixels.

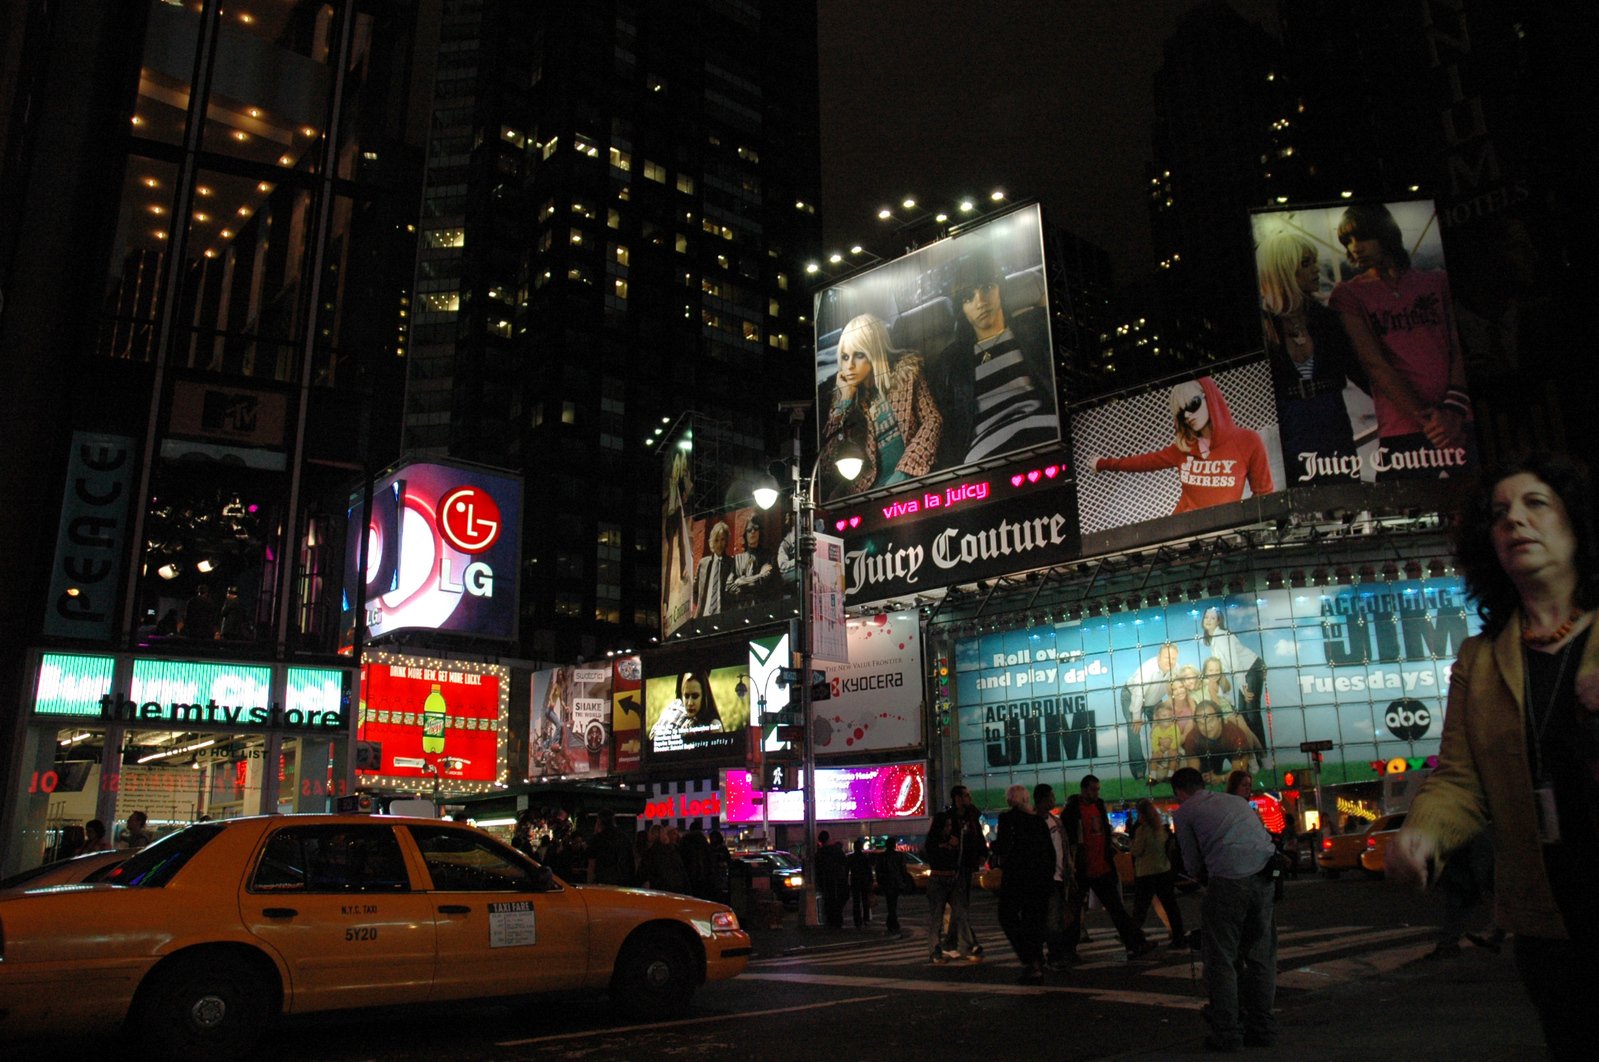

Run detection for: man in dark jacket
[[1061, 774, 1155, 960], [847, 836, 875, 928], [585, 810, 635, 886], [923, 786, 985, 963], [814, 830, 849, 928], [994, 784, 1054, 981], [875, 841, 908, 935]]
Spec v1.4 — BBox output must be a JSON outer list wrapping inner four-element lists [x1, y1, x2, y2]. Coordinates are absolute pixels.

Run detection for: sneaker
[[941, 948, 962, 959], [963, 950, 983, 963], [930, 953, 950, 965]]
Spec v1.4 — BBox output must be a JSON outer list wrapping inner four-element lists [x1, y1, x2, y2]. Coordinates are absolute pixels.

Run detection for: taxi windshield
[[102, 822, 225, 888]]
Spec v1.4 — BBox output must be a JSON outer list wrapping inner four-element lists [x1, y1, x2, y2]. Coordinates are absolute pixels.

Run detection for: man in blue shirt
[[1170, 766, 1279, 1052]]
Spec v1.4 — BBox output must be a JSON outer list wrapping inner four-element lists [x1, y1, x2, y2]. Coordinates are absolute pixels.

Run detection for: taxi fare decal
[[488, 900, 536, 948]]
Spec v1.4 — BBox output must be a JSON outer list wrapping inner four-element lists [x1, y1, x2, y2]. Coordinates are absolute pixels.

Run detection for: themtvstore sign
[[33, 654, 347, 733]]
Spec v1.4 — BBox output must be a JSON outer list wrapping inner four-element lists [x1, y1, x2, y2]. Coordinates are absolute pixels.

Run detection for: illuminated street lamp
[[753, 402, 863, 926]]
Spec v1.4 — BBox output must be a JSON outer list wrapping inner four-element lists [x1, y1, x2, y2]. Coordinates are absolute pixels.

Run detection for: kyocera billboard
[[812, 204, 1060, 504], [341, 459, 522, 645], [357, 652, 508, 788]]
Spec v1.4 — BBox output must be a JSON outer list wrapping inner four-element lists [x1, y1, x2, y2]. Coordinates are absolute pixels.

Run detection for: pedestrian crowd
[[509, 808, 732, 902]]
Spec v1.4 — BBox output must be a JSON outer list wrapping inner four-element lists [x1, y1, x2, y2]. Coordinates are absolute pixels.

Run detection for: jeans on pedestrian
[[1514, 934, 1592, 1061], [1200, 873, 1277, 1044], [998, 886, 1048, 967], [880, 889, 901, 932], [950, 873, 980, 952], [851, 883, 873, 927], [1130, 869, 1186, 944], [1044, 879, 1070, 960], [1076, 871, 1145, 950], [926, 873, 969, 956]]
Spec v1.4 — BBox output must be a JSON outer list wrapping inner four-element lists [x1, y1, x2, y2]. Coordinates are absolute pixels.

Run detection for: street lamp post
[[755, 402, 862, 927]]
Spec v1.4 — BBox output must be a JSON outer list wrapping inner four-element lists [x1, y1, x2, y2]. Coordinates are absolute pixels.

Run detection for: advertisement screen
[[831, 456, 1078, 607], [357, 653, 507, 787], [644, 659, 749, 760], [813, 204, 1060, 503], [723, 762, 929, 824], [951, 576, 1480, 805], [612, 654, 643, 773], [530, 665, 614, 779], [665, 502, 795, 641], [340, 459, 522, 645], [1072, 360, 1283, 537], [1251, 199, 1475, 487], [812, 611, 925, 755]]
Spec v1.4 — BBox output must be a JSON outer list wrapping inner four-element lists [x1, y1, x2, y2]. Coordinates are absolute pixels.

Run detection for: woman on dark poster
[[1086, 377, 1274, 515], [818, 314, 942, 502], [1328, 203, 1474, 480], [1257, 230, 1368, 485]]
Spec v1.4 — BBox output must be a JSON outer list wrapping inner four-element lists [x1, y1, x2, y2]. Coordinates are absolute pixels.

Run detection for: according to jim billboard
[[811, 203, 1061, 504]]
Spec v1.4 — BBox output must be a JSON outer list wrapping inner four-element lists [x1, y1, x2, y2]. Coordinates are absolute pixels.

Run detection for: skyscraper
[[399, 0, 823, 663]]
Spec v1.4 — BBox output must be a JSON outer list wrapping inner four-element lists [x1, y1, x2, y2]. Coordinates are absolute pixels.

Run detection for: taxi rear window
[[103, 823, 225, 888], [251, 825, 411, 893]]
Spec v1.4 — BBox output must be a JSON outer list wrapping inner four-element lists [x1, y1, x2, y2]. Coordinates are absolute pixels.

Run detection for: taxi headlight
[[785, 874, 804, 888], [711, 911, 740, 933]]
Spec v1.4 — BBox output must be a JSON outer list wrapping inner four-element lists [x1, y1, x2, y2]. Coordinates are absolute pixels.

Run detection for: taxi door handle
[[262, 908, 298, 918], [438, 904, 471, 914]]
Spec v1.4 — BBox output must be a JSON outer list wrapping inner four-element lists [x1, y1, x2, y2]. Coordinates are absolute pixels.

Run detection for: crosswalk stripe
[[739, 971, 1207, 1011]]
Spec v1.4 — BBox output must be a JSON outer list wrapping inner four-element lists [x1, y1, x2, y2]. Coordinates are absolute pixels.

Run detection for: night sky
[[816, 0, 1279, 279]]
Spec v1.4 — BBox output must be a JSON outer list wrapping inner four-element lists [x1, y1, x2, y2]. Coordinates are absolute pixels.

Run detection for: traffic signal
[[764, 762, 801, 791], [935, 656, 952, 736], [1282, 770, 1296, 788]]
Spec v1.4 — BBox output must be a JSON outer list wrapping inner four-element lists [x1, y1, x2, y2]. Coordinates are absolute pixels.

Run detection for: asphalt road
[[48, 874, 1544, 1061]]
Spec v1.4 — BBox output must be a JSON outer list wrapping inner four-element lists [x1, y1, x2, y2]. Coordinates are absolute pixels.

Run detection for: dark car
[[733, 850, 806, 907]]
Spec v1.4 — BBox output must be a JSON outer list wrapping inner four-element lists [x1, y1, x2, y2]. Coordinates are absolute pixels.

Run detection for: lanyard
[[1524, 640, 1577, 785]]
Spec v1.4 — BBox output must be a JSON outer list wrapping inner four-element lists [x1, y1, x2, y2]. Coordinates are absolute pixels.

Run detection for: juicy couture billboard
[[1250, 198, 1477, 487], [831, 455, 1079, 608], [812, 204, 1062, 506], [952, 575, 1481, 805]]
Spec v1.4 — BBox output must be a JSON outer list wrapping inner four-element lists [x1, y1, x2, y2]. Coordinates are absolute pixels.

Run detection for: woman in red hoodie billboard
[[1086, 376, 1274, 515]]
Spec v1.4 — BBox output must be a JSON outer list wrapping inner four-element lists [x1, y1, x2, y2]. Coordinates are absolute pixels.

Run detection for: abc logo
[[1384, 698, 1432, 741]]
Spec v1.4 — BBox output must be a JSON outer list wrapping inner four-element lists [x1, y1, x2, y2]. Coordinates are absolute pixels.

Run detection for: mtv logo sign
[[202, 390, 259, 434]]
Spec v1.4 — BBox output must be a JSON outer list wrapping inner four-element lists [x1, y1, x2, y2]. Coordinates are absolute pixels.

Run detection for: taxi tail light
[[1365, 837, 1377, 850], [1321, 838, 1333, 851]]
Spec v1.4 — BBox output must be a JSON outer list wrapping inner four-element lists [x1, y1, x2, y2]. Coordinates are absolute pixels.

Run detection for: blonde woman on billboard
[[819, 314, 942, 501], [1257, 230, 1366, 483], [1328, 203, 1473, 478], [1085, 377, 1274, 514]]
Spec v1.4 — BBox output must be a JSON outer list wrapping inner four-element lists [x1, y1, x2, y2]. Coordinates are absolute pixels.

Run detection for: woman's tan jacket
[[1404, 612, 1599, 939]]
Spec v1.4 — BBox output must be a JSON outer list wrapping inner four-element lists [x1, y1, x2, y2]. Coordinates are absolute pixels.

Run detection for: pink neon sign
[[724, 762, 928, 824], [832, 462, 1066, 531]]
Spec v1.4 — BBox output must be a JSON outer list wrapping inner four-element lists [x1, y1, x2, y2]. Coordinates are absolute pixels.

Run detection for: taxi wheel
[[135, 954, 267, 1060], [614, 930, 696, 1018]]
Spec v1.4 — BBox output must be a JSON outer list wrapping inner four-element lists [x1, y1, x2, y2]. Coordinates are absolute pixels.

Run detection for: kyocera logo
[[439, 486, 501, 553]]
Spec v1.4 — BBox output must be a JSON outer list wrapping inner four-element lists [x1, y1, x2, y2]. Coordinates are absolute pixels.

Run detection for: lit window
[[643, 160, 666, 183], [612, 244, 629, 265], [574, 136, 599, 158], [609, 146, 631, 171], [423, 292, 460, 313], [541, 137, 559, 160], [675, 233, 688, 253], [676, 174, 695, 194], [607, 208, 620, 230], [561, 401, 577, 425], [613, 278, 628, 299], [776, 272, 788, 291], [742, 320, 760, 342], [501, 126, 526, 148]]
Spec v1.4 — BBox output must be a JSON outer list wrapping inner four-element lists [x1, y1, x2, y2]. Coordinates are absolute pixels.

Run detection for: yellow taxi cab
[[1358, 813, 1408, 878], [0, 814, 749, 1057], [1317, 813, 1403, 878]]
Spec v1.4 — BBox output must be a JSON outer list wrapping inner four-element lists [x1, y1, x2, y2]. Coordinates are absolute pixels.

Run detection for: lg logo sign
[[440, 486, 501, 553], [1384, 698, 1432, 741]]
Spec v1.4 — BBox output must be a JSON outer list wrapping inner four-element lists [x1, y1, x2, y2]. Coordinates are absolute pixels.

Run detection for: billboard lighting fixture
[[850, 245, 864, 255], [195, 558, 215, 574], [989, 190, 1005, 201], [877, 207, 893, 220], [805, 262, 820, 273], [1340, 190, 1354, 198], [828, 252, 843, 264], [157, 563, 180, 580], [901, 197, 917, 209], [959, 200, 975, 213], [935, 213, 948, 223]]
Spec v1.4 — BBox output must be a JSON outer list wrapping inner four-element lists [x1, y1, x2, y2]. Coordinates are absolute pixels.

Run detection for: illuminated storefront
[[9, 652, 353, 873]]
